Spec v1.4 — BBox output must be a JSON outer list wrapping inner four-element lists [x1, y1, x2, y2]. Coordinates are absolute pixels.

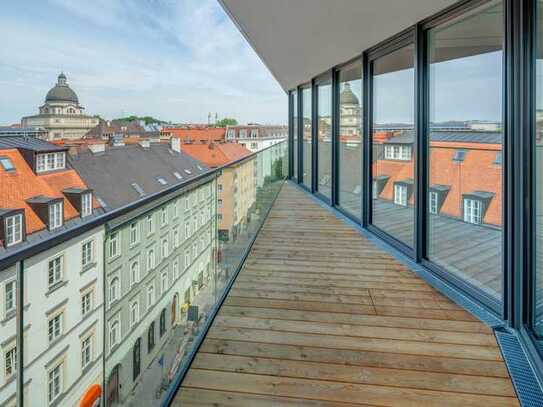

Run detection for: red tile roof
[[0, 149, 97, 239], [164, 127, 226, 144], [181, 143, 252, 168]]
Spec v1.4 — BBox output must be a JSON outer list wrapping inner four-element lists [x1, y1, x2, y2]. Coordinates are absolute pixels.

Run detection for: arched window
[[159, 308, 166, 337], [147, 322, 155, 353], [109, 320, 120, 349], [147, 249, 155, 270], [131, 261, 139, 286], [109, 278, 120, 304], [162, 238, 168, 258]]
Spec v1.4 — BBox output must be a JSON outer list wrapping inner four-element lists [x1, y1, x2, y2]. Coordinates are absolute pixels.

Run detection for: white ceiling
[[219, 0, 458, 92]]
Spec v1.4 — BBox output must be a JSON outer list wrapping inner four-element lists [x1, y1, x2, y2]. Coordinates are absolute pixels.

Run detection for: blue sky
[[0, 0, 286, 125]]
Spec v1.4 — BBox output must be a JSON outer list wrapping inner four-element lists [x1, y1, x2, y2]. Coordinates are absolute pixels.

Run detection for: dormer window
[[384, 145, 411, 160], [36, 152, 66, 173], [5, 213, 23, 246], [81, 192, 93, 217], [49, 201, 63, 230]]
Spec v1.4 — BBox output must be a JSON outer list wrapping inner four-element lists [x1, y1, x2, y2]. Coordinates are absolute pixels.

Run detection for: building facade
[[225, 125, 287, 153], [21, 73, 99, 141], [0, 137, 104, 407]]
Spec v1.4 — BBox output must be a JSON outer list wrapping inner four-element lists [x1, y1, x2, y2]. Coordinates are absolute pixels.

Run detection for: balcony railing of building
[[0, 141, 287, 407]]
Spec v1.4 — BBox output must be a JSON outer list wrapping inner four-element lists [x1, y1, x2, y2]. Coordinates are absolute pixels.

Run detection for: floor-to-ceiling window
[[292, 90, 298, 181], [316, 74, 332, 200], [535, 0, 543, 335], [301, 86, 312, 189], [427, 0, 503, 303], [338, 60, 362, 218], [371, 43, 415, 249]]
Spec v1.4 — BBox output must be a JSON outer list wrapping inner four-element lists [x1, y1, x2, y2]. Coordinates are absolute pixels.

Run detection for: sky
[[0, 0, 287, 125]]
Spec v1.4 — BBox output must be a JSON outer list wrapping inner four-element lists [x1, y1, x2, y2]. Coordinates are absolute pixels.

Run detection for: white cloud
[[0, 0, 286, 124]]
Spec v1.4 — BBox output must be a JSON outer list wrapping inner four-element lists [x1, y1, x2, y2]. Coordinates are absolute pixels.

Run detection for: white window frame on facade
[[147, 284, 155, 307], [5, 213, 23, 246], [218, 199, 223, 208], [4, 343, 16, 380], [147, 248, 156, 270], [162, 238, 169, 259], [109, 232, 120, 258], [174, 230, 179, 248], [130, 300, 140, 328], [130, 222, 139, 245], [109, 317, 120, 351], [147, 214, 154, 235], [161, 272, 168, 294], [428, 191, 438, 215], [185, 250, 190, 269], [384, 145, 411, 161], [4, 278, 16, 316], [109, 277, 120, 305], [81, 289, 92, 317], [49, 201, 63, 230], [394, 184, 408, 206], [36, 151, 66, 173], [185, 222, 190, 239], [48, 312, 63, 343], [48, 255, 63, 288], [81, 192, 93, 217], [81, 239, 94, 268], [173, 201, 178, 218], [130, 261, 140, 287], [161, 207, 167, 226], [464, 199, 482, 225], [47, 361, 63, 404], [81, 334, 93, 370], [173, 259, 179, 280]]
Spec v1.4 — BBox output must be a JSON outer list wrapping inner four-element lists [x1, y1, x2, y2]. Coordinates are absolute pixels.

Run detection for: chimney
[[89, 143, 106, 154]]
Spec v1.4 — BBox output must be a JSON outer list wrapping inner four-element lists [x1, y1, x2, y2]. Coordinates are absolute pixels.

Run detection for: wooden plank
[[206, 326, 503, 361], [192, 353, 516, 396], [174, 388, 371, 407], [213, 315, 497, 346], [182, 370, 519, 407], [218, 305, 493, 333], [200, 338, 510, 377]]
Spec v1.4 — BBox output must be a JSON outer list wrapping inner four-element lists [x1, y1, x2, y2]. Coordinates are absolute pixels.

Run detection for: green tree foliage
[[215, 118, 238, 127]]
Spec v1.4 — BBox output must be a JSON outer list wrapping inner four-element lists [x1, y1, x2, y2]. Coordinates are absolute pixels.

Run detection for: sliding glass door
[[316, 74, 332, 200], [338, 61, 363, 218], [301, 86, 312, 189], [371, 43, 415, 249], [427, 0, 503, 303]]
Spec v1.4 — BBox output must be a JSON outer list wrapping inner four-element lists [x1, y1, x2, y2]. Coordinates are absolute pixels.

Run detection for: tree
[[215, 118, 238, 127]]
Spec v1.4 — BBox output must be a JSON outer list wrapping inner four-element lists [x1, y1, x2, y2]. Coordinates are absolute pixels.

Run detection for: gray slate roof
[[384, 131, 502, 145], [70, 143, 209, 210], [0, 136, 66, 152]]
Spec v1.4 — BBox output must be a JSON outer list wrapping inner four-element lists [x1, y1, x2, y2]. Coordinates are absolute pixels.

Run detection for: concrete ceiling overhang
[[219, 0, 460, 92]]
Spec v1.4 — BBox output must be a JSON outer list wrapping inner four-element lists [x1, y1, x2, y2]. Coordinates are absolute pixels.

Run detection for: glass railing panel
[[103, 179, 217, 406]]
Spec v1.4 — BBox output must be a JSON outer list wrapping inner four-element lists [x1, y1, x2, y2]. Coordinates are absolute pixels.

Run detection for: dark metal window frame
[[366, 27, 417, 259], [333, 56, 364, 223], [285, 0, 543, 376], [313, 71, 333, 204]]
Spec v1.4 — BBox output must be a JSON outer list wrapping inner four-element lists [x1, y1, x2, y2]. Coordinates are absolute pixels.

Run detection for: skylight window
[[173, 172, 183, 180], [96, 196, 108, 208], [0, 156, 15, 171], [157, 177, 168, 185], [452, 149, 466, 162], [131, 183, 145, 196], [197, 165, 203, 171], [184, 169, 192, 175]]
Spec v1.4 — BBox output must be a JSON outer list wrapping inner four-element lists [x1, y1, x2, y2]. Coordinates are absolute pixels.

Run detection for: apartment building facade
[[0, 137, 104, 407], [179, 143, 256, 242]]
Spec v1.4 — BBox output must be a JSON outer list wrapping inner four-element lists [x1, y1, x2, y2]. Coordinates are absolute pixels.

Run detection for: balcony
[[170, 183, 518, 406]]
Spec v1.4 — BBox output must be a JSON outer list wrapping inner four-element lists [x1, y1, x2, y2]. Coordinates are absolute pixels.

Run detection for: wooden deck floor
[[173, 183, 519, 407]]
